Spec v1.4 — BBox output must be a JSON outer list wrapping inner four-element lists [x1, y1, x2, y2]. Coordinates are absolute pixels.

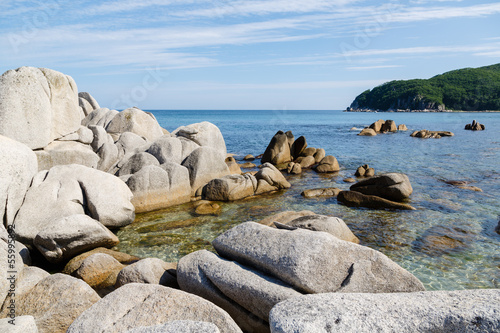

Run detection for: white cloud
[[347, 65, 403, 70]]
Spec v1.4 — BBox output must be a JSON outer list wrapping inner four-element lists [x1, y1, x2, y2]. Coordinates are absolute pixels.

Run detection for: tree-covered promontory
[[348, 63, 500, 111]]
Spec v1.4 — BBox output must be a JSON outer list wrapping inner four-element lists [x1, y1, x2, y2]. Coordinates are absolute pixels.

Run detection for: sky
[[1, 0, 499, 110]]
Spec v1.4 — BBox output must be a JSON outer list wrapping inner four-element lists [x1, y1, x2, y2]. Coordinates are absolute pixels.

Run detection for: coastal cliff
[[348, 63, 500, 112]]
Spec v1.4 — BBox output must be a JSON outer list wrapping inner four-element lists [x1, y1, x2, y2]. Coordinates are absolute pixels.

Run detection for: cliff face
[[348, 63, 500, 111]]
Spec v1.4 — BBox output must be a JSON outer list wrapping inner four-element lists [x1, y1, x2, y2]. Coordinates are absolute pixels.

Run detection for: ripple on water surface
[[115, 110, 500, 291]]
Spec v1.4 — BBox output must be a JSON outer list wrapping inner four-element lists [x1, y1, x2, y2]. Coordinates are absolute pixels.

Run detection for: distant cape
[[347, 63, 500, 112]]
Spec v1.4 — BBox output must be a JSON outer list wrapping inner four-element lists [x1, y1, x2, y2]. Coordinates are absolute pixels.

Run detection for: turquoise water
[[116, 110, 500, 290]]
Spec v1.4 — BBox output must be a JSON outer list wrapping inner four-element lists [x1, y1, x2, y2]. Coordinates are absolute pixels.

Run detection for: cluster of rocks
[[465, 120, 485, 131], [337, 173, 416, 210], [261, 130, 339, 174], [410, 129, 454, 139], [354, 164, 375, 177], [358, 119, 408, 136]]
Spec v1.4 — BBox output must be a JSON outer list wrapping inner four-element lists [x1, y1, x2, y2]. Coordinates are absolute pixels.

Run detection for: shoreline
[[345, 109, 500, 113]]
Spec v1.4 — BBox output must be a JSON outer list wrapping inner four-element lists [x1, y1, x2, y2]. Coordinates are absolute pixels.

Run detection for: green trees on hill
[[350, 63, 500, 111]]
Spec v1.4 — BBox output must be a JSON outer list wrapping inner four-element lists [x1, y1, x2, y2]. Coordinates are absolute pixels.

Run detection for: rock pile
[[465, 120, 485, 130], [261, 131, 339, 174], [358, 119, 407, 136]]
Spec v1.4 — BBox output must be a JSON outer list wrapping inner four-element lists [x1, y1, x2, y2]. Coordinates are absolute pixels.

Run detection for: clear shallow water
[[116, 110, 500, 290]]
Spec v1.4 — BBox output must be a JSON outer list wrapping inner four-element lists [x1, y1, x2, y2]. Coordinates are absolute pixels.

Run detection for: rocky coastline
[[1, 66, 499, 333]]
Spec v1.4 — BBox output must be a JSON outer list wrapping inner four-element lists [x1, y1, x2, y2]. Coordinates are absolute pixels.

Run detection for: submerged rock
[[270, 290, 500, 333], [338, 190, 416, 210], [410, 129, 454, 138], [301, 187, 340, 198], [194, 201, 221, 215]]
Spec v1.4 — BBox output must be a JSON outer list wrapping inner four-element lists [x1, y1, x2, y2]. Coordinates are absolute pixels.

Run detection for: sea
[[115, 110, 500, 291]]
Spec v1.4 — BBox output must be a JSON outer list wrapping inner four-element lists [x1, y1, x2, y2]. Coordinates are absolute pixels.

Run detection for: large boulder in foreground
[[0, 67, 81, 149], [261, 131, 292, 165], [67, 283, 242, 333], [33, 214, 119, 263], [270, 289, 500, 333], [0, 274, 100, 333], [0, 135, 38, 226], [212, 222, 424, 294], [350, 172, 413, 202], [178, 250, 298, 332], [106, 107, 164, 142], [13, 164, 134, 244]]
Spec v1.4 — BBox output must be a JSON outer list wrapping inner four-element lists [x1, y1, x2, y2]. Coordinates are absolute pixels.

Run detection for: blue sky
[[1, 0, 499, 110]]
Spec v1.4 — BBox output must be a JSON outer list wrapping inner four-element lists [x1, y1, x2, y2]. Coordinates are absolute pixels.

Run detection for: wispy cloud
[[347, 65, 403, 70]]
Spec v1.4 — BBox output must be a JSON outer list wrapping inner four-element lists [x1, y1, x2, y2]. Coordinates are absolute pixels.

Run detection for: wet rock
[[0, 67, 81, 149], [313, 155, 340, 173], [243, 154, 255, 161], [33, 214, 119, 263], [350, 172, 413, 201], [239, 162, 256, 169], [358, 128, 377, 136], [261, 131, 292, 165], [203, 174, 257, 201], [63, 247, 139, 275], [381, 119, 397, 132], [67, 283, 242, 333], [369, 119, 385, 132], [259, 210, 316, 227], [115, 258, 177, 288], [286, 162, 302, 174], [355, 164, 369, 177], [410, 129, 454, 138], [212, 222, 424, 294], [338, 191, 416, 210], [0, 135, 38, 227], [270, 290, 500, 333], [106, 107, 164, 142], [301, 187, 341, 198], [465, 120, 485, 131], [178, 250, 300, 329], [313, 148, 326, 163], [0, 274, 100, 333], [299, 155, 315, 169], [280, 215, 359, 243], [194, 201, 221, 215], [125, 321, 220, 333]]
